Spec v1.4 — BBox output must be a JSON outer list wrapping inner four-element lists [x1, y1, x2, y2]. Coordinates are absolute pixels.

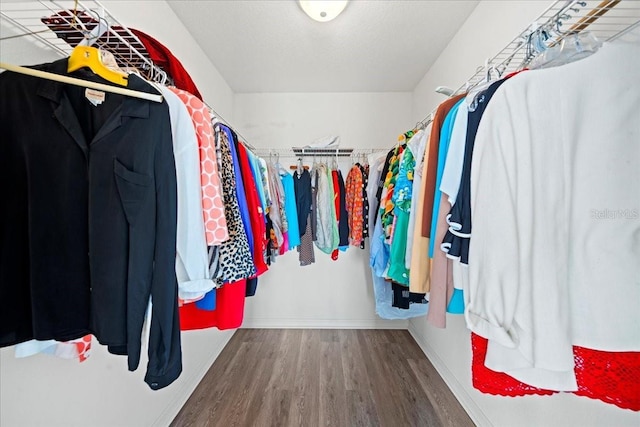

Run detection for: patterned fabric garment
[[379, 144, 405, 242], [169, 88, 228, 245], [386, 147, 416, 285], [297, 213, 316, 266], [267, 162, 287, 249], [259, 158, 272, 210], [393, 149, 416, 214], [209, 131, 255, 285], [345, 164, 364, 247], [360, 163, 370, 245]]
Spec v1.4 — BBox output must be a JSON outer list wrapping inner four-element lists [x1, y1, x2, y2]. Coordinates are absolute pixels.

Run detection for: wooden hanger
[[67, 45, 128, 86], [0, 62, 163, 103]]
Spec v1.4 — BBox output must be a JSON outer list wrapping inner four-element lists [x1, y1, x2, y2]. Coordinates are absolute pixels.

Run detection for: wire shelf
[[451, 0, 640, 96], [1, 0, 167, 83]]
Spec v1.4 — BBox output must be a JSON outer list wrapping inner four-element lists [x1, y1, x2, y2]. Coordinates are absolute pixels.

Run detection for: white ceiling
[[167, 0, 479, 93]]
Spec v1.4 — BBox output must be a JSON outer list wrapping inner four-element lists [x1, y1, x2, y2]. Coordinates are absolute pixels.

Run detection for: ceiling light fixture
[[299, 0, 348, 22]]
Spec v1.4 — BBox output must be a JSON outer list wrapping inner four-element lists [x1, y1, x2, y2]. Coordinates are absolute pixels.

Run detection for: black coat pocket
[[114, 159, 152, 225]]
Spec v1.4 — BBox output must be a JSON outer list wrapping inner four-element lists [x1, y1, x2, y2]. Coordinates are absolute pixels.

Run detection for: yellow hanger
[[67, 46, 128, 86]]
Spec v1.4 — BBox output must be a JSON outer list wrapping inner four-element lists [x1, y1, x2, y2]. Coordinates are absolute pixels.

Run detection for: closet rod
[[254, 148, 386, 158], [566, 0, 620, 33], [0, 61, 163, 102], [210, 112, 256, 151]]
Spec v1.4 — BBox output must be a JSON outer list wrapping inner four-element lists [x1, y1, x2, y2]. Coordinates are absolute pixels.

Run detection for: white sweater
[[466, 41, 640, 391]]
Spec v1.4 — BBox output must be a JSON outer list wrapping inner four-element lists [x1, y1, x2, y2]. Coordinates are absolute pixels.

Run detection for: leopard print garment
[[209, 130, 256, 285]]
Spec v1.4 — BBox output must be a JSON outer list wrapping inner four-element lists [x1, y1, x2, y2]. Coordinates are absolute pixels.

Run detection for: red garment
[[471, 333, 640, 411], [331, 169, 341, 260], [237, 143, 268, 277], [129, 28, 203, 100], [41, 11, 202, 100], [179, 280, 247, 331]]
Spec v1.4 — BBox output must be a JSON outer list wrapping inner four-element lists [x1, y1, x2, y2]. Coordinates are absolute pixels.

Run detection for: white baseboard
[[152, 330, 237, 426], [242, 317, 408, 329], [408, 322, 491, 427]]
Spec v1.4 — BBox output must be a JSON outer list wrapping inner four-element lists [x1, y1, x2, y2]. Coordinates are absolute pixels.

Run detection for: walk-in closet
[[1, 1, 639, 426]]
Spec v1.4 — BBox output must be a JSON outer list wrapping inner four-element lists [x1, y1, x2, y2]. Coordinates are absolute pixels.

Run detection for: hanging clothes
[[297, 214, 316, 267], [310, 166, 319, 241], [427, 99, 467, 318], [221, 126, 255, 258], [248, 152, 269, 219], [386, 136, 417, 285], [336, 170, 350, 249], [379, 144, 405, 243], [440, 98, 469, 207], [0, 59, 182, 390], [466, 41, 640, 392], [360, 163, 370, 246], [345, 164, 365, 247], [129, 28, 203, 100], [293, 168, 312, 236], [267, 161, 287, 253], [314, 163, 339, 254], [236, 143, 269, 277], [441, 79, 510, 265], [208, 129, 256, 285], [156, 85, 213, 303], [404, 130, 429, 293], [374, 149, 395, 226], [247, 154, 269, 269], [170, 88, 228, 247], [294, 168, 315, 266], [257, 157, 272, 215], [182, 129, 255, 329], [420, 94, 466, 238], [367, 152, 428, 320], [428, 98, 465, 258], [280, 171, 301, 250], [179, 279, 247, 331], [424, 95, 472, 325], [407, 129, 432, 295]]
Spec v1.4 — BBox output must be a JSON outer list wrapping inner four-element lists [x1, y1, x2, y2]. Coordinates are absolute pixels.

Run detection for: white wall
[[234, 92, 412, 329], [0, 21, 63, 65], [409, 2, 640, 427], [0, 2, 236, 426]]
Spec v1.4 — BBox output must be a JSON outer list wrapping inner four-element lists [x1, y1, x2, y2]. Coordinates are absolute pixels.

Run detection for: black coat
[[0, 58, 181, 389]]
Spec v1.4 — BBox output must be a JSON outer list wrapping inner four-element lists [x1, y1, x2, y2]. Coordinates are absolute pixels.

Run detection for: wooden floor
[[171, 329, 474, 427]]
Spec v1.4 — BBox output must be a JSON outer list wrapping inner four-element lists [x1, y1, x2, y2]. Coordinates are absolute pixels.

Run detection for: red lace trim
[[471, 333, 640, 411]]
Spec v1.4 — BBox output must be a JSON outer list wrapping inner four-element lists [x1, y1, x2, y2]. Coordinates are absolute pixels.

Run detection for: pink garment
[[426, 193, 454, 328], [169, 88, 228, 245]]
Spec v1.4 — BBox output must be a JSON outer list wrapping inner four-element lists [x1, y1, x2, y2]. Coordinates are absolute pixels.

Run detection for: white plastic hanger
[[529, 31, 602, 69]]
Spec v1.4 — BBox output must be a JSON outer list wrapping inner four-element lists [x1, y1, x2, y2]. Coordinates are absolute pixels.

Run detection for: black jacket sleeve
[[143, 116, 182, 390]]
